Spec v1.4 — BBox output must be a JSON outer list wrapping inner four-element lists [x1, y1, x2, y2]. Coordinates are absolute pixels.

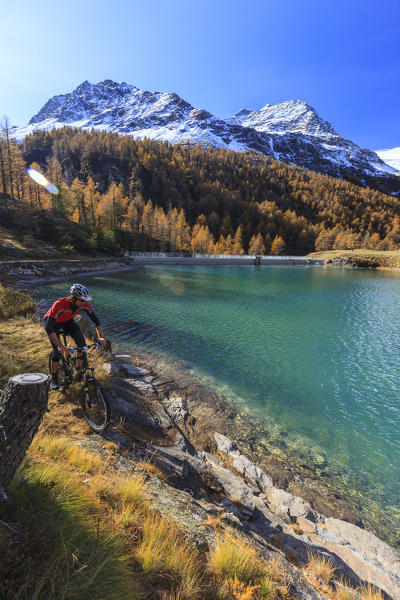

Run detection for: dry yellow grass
[[1, 461, 139, 600], [116, 474, 148, 508], [135, 459, 169, 481], [68, 445, 104, 473], [32, 434, 72, 459], [0, 226, 27, 251], [357, 583, 384, 600], [227, 574, 260, 599], [90, 472, 117, 501], [258, 577, 277, 599], [27, 434, 206, 598], [305, 550, 336, 585], [33, 435, 104, 474], [2, 312, 332, 600], [115, 503, 142, 530], [136, 510, 203, 598], [103, 441, 119, 454], [209, 539, 291, 600], [261, 559, 291, 599], [333, 578, 357, 600], [303, 559, 386, 600], [208, 533, 266, 584]]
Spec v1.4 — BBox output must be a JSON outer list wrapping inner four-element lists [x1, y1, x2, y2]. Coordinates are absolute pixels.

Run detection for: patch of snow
[[369, 161, 398, 175], [376, 147, 400, 173]]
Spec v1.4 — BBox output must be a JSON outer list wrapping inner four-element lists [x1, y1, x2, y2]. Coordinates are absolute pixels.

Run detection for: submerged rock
[[214, 431, 237, 453]]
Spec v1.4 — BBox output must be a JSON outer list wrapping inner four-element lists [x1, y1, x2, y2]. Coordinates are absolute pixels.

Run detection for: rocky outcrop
[[98, 351, 400, 599]]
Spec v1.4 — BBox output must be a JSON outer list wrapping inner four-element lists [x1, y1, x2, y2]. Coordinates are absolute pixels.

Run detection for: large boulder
[[319, 518, 400, 599]]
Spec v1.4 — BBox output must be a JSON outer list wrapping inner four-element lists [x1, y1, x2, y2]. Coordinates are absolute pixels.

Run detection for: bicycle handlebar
[[68, 342, 101, 353]]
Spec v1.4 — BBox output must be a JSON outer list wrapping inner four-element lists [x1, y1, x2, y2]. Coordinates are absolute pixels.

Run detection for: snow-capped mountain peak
[[229, 98, 338, 139], [29, 80, 137, 125], [11, 80, 399, 185]]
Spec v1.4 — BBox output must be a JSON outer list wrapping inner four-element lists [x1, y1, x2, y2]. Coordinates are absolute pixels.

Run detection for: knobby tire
[[80, 380, 110, 433]]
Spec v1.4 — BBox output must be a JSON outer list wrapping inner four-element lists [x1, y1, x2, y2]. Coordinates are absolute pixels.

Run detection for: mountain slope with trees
[[1, 125, 400, 256]]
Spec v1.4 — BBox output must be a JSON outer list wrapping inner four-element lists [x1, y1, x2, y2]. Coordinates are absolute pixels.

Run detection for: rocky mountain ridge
[[11, 80, 399, 186]]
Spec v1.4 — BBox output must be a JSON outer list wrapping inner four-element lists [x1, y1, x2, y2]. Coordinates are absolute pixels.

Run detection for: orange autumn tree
[[248, 233, 266, 255], [270, 235, 286, 255]]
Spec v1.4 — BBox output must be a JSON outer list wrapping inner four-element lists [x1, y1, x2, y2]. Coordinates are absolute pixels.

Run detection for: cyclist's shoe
[[74, 368, 84, 383], [50, 374, 60, 390]]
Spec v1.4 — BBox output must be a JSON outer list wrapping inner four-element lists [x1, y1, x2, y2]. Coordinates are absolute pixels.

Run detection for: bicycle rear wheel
[[80, 380, 110, 433]]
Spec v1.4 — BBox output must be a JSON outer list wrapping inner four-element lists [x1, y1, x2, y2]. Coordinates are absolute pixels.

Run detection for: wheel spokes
[[82, 383, 108, 431]]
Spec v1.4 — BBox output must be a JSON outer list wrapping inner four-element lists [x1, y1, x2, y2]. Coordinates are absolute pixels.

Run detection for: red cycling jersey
[[44, 297, 94, 323]]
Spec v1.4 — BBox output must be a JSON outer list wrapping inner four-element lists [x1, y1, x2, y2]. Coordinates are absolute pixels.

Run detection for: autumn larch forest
[[1, 125, 400, 256]]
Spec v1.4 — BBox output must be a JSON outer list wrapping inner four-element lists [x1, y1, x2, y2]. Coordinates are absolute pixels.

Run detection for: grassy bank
[[308, 248, 400, 269]]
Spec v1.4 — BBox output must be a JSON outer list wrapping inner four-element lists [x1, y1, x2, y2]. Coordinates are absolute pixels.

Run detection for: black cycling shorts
[[49, 320, 86, 362]]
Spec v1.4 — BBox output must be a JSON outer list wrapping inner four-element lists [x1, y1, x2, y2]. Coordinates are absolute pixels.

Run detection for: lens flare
[[45, 182, 58, 194], [27, 167, 58, 195], [170, 280, 185, 296]]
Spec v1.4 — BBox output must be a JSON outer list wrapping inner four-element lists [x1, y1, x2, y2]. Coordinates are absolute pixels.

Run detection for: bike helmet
[[70, 283, 92, 301]]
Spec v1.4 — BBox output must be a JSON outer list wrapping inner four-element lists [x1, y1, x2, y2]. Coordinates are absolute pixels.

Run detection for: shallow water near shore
[[32, 264, 400, 540]]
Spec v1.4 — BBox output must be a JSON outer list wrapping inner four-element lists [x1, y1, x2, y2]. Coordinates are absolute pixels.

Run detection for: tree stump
[[0, 373, 49, 497]]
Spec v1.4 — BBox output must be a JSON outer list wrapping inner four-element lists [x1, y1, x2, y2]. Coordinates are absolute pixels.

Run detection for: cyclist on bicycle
[[44, 283, 107, 390]]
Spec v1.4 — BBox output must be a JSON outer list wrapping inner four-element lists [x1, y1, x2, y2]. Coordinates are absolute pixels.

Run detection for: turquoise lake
[[32, 265, 400, 535]]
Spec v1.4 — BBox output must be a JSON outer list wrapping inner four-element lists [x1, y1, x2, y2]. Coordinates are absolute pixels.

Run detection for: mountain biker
[[44, 283, 107, 390]]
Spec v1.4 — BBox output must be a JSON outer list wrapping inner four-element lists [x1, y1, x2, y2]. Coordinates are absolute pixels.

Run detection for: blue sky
[[1, 0, 399, 150]]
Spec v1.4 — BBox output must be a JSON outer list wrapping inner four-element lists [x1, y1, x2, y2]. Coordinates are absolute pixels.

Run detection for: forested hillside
[[1, 125, 400, 255]]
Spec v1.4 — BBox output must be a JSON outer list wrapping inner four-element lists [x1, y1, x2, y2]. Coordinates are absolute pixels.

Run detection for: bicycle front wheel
[[80, 380, 110, 433]]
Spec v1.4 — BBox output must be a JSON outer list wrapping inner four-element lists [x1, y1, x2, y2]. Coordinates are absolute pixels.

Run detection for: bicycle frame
[[68, 342, 101, 381], [56, 334, 100, 386]]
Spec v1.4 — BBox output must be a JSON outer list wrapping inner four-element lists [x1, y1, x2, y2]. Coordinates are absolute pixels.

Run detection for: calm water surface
[[32, 265, 400, 531]]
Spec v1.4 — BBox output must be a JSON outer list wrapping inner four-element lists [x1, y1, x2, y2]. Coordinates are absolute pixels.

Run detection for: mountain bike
[[48, 331, 111, 433]]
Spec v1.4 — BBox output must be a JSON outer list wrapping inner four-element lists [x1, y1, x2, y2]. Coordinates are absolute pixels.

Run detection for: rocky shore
[[89, 346, 400, 599]]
